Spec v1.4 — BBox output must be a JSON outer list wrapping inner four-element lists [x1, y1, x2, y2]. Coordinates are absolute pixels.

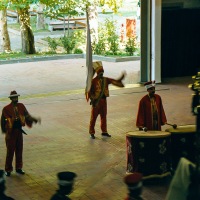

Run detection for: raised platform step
[[48, 20, 86, 31]]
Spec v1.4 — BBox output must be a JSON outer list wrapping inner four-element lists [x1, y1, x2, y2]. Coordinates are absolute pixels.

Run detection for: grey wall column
[[140, 0, 162, 83], [140, 0, 151, 83], [151, 0, 162, 83]]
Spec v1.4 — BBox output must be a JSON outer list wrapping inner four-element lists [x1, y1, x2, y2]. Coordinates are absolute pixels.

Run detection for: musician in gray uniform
[[50, 171, 77, 200]]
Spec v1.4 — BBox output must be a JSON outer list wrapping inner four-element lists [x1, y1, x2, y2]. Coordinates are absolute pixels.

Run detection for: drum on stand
[[165, 125, 196, 170], [126, 131, 171, 180]]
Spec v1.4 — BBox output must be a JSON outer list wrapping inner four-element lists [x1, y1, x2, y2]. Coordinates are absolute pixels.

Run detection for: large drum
[[126, 131, 171, 179], [165, 125, 196, 170]]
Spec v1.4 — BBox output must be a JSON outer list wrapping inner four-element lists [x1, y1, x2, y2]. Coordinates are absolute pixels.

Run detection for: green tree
[[40, 0, 83, 36], [40, 0, 123, 38], [99, 0, 123, 13], [0, 0, 124, 54], [0, 1, 11, 52], [5, 0, 38, 54]]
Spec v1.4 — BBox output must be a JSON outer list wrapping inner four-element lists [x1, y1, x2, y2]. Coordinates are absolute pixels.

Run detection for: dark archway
[[161, 8, 200, 78]]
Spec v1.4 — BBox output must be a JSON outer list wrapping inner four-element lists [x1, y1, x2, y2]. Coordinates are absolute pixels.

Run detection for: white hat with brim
[[8, 91, 20, 98]]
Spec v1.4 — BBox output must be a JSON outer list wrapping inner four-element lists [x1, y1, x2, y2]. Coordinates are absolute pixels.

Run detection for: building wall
[[162, 0, 200, 8]]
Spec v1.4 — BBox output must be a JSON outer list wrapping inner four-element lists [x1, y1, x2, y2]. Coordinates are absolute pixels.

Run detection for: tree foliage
[[0, 0, 124, 54], [39, 0, 122, 18], [0, 0, 123, 21], [7, 0, 38, 10], [99, 0, 123, 13], [40, 0, 83, 19], [0, 0, 9, 10]]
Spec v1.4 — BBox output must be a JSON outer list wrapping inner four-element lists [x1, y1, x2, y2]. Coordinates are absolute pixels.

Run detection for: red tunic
[[88, 75, 124, 134], [2, 103, 33, 131], [136, 94, 167, 130], [89, 76, 123, 100], [1, 103, 34, 172]]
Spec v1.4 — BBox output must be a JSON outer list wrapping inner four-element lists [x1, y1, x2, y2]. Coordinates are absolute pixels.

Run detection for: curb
[[0, 54, 140, 65], [0, 54, 83, 65], [90, 55, 140, 62]]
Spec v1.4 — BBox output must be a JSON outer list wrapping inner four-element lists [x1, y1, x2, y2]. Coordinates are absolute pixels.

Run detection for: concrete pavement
[[0, 58, 196, 200], [0, 59, 140, 98]]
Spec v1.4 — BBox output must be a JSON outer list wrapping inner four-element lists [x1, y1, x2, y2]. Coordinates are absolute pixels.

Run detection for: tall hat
[[144, 80, 156, 89], [8, 90, 20, 98], [0, 170, 5, 184], [57, 171, 77, 186], [93, 61, 104, 74], [124, 173, 143, 190]]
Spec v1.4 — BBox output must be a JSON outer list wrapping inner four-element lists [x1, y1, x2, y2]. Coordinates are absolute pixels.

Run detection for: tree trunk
[[0, 9, 11, 52], [18, 7, 36, 54], [36, 3, 45, 30]]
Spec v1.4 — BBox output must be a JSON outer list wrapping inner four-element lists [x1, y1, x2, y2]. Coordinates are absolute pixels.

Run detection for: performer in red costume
[[1, 91, 41, 176], [136, 81, 167, 131], [88, 61, 126, 139]]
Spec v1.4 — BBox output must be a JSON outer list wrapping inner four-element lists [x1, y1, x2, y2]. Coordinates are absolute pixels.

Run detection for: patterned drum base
[[165, 125, 196, 170], [126, 131, 171, 179]]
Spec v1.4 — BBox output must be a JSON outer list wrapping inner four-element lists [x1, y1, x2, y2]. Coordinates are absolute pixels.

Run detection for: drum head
[[165, 124, 196, 134], [126, 131, 171, 138]]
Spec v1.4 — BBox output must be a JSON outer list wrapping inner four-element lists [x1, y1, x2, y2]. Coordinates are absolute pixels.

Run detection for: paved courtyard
[[0, 58, 196, 199], [0, 1, 196, 199]]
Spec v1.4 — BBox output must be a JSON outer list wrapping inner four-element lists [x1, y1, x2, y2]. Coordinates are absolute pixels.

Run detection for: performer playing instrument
[[136, 81, 167, 131]]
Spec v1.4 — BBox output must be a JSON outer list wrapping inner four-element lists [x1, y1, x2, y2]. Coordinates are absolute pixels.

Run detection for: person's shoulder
[[92, 76, 99, 81], [17, 103, 27, 109], [18, 102, 25, 106], [3, 103, 12, 109], [140, 94, 149, 101], [154, 94, 162, 98]]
